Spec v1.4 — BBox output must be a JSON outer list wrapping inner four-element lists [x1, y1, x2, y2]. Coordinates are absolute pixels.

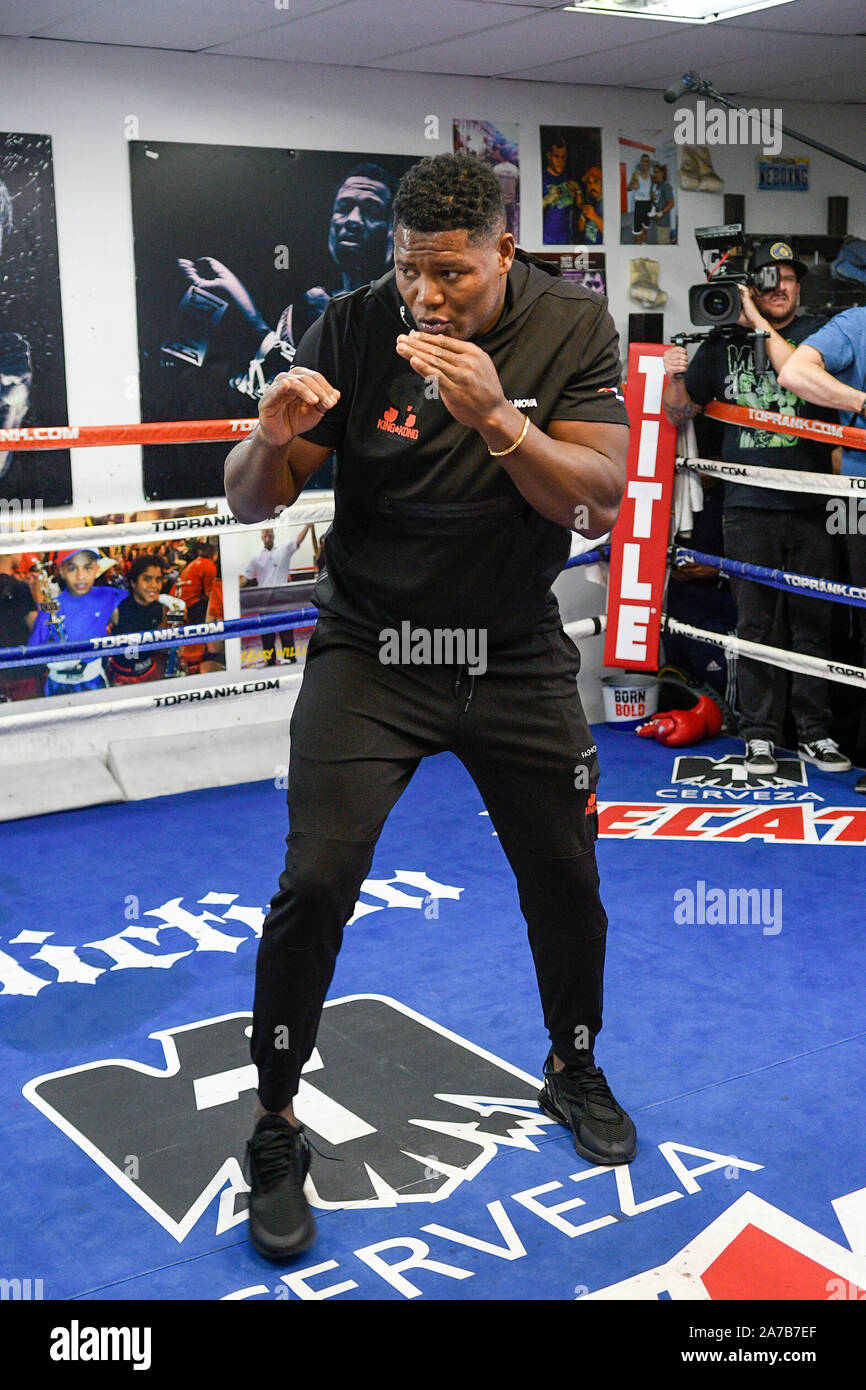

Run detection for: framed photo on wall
[[540, 126, 603, 247], [0, 132, 72, 508], [129, 141, 419, 502]]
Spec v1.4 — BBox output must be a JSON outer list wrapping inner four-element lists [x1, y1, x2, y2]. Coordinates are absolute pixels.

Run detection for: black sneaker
[[797, 738, 851, 773], [244, 1114, 316, 1261], [538, 1053, 636, 1165], [744, 739, 778, 775], [855, 772, 866, 795]]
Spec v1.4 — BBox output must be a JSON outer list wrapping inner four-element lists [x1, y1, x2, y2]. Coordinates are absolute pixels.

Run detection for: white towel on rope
[[672, 419, 704, 540]]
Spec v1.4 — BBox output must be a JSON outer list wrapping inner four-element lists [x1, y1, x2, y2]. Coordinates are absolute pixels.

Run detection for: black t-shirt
[[0, 574, 39, 680], [291, 250, 629, 645], [108, 594, 165, 676], [684, 316, 835, 510]]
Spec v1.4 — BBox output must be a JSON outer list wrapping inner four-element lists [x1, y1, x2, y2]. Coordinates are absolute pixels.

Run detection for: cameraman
[[662, 241, 849, 777]]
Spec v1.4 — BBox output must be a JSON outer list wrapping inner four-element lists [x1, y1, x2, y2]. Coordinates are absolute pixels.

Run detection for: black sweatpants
[[251, 616, 607, 1112]]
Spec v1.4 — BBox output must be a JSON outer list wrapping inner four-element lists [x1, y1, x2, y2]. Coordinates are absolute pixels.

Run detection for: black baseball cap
[[748, 239, 808, 280]]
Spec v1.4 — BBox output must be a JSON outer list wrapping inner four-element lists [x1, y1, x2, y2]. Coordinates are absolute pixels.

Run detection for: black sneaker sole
[[247, 1209, 317, 1263], [538, 1087, 637, 1166]]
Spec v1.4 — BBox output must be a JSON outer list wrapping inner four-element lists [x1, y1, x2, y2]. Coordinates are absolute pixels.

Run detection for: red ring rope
[[0, 419, 257, 450], [3, 407, 864, 452], [704, 401, 866, 450]]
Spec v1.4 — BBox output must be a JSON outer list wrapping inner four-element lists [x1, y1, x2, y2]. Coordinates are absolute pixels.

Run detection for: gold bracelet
[[488, 413, 530, 457]]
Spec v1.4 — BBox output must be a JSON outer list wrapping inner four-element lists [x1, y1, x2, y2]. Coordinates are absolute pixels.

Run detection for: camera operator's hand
[[737, 284, 770, 333], [663, 346, 689, 379]]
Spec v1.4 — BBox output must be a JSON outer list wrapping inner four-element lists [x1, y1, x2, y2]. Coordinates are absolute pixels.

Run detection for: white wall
[[1, 35, 863, 763]]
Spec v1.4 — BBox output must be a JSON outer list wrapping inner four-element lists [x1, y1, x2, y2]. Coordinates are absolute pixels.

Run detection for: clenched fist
[[257, 369, 340, 449]]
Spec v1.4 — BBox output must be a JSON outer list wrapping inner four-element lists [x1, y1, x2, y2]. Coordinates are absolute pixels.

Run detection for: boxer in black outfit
[[224, 153, 634, 1262]]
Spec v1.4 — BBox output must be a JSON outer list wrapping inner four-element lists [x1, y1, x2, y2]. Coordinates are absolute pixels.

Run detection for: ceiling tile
[[209, 0, 537, 64], [34, 0, 342, 49], [368, 7, 683, 74], [727, 0, 866, 35], [498, 24, 866, 88], [0, 0, 99, 35], [757, 68, 866, 103]]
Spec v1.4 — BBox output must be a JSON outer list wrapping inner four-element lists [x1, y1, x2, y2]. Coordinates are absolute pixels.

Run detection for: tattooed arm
[[662, 345, 702, 427]]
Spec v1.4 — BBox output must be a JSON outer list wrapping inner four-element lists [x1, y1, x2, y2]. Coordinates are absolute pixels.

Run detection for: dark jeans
[[846, 533, 866, 662], [723, 505, 837, 744], [251, 617, 607, 1112]]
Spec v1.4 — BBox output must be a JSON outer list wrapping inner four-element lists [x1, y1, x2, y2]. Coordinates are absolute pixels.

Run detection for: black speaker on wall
[[828, 196, 848, 237], [628, 312, 665, 344], [724, 193, 745, 226]]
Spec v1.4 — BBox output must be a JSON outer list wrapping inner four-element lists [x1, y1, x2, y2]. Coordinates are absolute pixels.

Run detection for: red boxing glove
[[693, 693, 723, 738], [636, 707, 708, 746], [636, 712, 675, 740]]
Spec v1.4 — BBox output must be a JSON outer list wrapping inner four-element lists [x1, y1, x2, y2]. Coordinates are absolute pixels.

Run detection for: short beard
[[760, 299, 797, 327]]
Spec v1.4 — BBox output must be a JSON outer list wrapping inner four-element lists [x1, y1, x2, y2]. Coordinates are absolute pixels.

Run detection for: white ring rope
[[679, 456, 866, 498], [662, 616, 866, 690], [0, 495, 336, 555]]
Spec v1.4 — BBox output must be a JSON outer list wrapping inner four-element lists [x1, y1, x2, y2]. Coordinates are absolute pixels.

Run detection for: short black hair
[[340, 162, 399, 205], [392, 154, 506, 245], [128, 553, 166, 586]]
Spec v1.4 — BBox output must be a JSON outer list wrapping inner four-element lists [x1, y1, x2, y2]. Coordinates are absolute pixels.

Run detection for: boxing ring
[[1, 400, 865, 1309]]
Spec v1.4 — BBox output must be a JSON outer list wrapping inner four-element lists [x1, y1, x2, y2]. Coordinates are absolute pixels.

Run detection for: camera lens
[[689, 279, 740, 328], [704, 290, 730, 319]]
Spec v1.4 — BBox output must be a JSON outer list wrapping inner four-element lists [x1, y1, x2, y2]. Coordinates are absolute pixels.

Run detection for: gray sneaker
[[745, 739, 778, 775], [797, 739, 851, 773]]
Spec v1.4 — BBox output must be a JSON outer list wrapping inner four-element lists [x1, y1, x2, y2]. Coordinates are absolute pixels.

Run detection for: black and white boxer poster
[[539, 126, 603, 247], [0, 132, 71, 508], [129, 142, 419, 503]]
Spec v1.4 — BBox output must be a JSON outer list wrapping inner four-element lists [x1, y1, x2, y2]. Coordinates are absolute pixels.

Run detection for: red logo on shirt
[[585, 792, 597, 816], [377, 404, 419, 440]]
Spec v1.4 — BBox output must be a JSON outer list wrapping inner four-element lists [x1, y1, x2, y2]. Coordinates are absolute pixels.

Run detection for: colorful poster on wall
[[528, 250, 607, 297], [453, 120, 520, 239], [619, 130, 678, 246], [0, 132, 71, 508], [227, 520, 320, 672], [539, 126, 603, 247], [0, 514, 226, 705], [129, 142, 419, 502]]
